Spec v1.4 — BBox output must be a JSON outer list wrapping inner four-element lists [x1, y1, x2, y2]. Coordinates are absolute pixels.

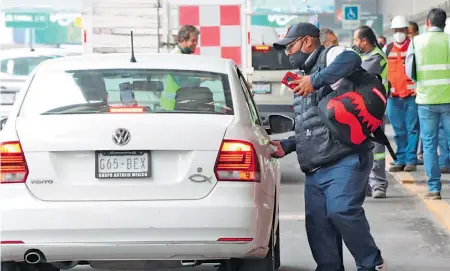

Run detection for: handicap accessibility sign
[[342, 4, 360, 30]]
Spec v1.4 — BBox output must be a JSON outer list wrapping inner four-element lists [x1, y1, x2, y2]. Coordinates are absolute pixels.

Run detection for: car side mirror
[[0, 118, 7, 131], [268, 114, 294, 134]]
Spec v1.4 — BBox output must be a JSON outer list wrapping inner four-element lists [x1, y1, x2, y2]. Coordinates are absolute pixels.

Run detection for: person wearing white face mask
[[385, 15, 420, 174]]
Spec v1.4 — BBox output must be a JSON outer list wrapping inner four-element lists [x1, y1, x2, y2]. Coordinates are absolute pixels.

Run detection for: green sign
[[252, 14, 311, 28], [4, 12, 49, 28], [34, 15, 82, 45]]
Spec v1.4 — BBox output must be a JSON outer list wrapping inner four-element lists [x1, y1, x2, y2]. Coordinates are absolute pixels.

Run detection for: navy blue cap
[[273, 22, 320, 50]]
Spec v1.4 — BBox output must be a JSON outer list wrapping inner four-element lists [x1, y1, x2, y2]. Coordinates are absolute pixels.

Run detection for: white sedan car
[[0, 53, 294, 271]]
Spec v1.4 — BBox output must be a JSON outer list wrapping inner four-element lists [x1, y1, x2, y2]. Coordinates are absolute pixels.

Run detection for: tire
[[274, 221, 281, 270], [218, 217, 276, 271]]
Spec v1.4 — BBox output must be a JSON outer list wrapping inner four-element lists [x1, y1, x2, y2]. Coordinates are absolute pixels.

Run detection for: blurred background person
[[386, 15, 420, 173], [353, 25, 388, 198], [406, 8, 450, 200], [320, 28, 339, 48], [378, 36, 387, 50]]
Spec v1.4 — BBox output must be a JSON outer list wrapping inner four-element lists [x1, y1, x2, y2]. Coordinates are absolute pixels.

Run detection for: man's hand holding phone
[[282, 72, 314, 97]]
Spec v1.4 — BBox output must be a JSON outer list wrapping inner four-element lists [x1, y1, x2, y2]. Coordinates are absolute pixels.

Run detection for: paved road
[[70, 138, 450, 271]]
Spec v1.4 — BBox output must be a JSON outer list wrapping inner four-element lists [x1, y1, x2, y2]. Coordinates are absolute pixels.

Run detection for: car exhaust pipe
[[180, 260, 198, 266], [24, 250, 44, 264]]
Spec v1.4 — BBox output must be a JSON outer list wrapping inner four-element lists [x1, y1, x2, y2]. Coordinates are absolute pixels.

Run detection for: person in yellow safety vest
[[352, 25, 389, 199], [160, 25, 200, 110], [405, 8, 450, 200]]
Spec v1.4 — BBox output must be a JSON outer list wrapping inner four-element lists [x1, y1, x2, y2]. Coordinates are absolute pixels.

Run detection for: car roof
[[36, 53, 233, 74], [0, 48, 79, 59]]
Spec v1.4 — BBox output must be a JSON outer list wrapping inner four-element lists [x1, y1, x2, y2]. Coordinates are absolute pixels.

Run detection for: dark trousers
[[305, 152, 383, 271]]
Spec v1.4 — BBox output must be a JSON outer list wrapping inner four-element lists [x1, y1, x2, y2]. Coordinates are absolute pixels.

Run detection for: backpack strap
[[317, 45, 336, 69], [371, 127, 397, 161]]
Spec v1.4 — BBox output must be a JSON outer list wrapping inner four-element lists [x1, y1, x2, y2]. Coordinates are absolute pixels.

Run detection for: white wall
[[380, 0, 448, 21]]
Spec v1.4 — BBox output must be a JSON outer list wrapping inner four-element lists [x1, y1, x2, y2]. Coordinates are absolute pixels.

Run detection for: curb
[[385, 155, 450, 232]]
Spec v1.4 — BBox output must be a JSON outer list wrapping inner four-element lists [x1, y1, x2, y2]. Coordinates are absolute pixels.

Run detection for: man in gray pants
[[353, 25, 389, 198]]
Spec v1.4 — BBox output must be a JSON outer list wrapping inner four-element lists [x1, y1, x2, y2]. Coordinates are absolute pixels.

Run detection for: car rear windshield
[[19, 69, 233, 116], [0, 56, 61, 76]]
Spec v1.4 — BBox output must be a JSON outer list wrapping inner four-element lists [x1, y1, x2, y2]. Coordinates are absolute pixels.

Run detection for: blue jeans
[[438, 120, 450, 168], [418, 104, 450, 193], [305, 152, 382, 271], [387, 96, 420, 165]]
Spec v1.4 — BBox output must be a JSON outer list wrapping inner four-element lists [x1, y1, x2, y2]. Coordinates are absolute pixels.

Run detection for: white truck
[[81, 0, 294, 123]]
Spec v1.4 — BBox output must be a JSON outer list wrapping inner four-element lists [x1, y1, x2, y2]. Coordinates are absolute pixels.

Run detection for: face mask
[[179, 44, 193, 54], [289, 50, 312, 69], [352, 45, 363, 54], [393, 32, 407, 43]]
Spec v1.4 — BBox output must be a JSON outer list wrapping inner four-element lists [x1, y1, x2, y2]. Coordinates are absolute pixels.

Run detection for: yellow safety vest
[[413, 31, 450, 104], [159, 46, 182, 110], [361, 46, 388, 91]]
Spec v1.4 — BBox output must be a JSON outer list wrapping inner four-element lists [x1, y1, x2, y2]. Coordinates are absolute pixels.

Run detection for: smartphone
[[119, 82, 135, 104], [281, 72, 300, 90]]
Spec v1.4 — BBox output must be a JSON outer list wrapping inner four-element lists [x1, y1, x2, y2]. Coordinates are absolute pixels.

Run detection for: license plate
[[0, 92, 16, 105], [95, 150, 150, 179], [252, 83, 272, 94]]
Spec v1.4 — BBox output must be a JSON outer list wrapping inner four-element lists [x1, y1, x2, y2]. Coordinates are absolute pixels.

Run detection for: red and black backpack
[[316, 46, 397, 160]]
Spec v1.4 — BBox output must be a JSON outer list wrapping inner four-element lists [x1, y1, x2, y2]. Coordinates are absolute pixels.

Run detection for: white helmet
[[391, 15, 408, 29]]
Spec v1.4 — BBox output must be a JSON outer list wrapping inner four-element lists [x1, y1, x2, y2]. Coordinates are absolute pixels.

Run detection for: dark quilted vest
[[293, 46, 372, 173]]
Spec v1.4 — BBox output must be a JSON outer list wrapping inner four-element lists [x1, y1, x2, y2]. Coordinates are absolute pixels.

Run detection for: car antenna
[[130, 31, 137, 63]]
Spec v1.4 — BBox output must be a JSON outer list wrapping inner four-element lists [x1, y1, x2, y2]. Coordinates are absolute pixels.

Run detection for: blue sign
[[344, 5, 359, 21]]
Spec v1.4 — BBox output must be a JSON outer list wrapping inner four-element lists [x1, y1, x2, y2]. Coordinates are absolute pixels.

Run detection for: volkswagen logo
[[112, 128, 131, 146]]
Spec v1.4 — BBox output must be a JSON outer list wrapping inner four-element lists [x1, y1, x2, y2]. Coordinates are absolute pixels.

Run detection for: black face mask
[[289, 50, 312, 69], [352, 45, 363, 54]]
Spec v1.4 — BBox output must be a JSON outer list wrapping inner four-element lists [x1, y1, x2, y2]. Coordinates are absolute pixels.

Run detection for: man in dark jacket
[[270, 23, 386, 271]]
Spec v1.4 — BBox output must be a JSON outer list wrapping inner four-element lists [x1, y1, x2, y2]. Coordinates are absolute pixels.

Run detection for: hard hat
[[391, 16, 408, 29]]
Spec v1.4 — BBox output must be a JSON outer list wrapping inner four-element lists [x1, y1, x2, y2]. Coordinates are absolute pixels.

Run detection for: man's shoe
[[389, 165, 405, 172], [424, 192, 441, 200], [441, 167, 450, 174], [404, 165, 417, 172], [372, 188, 387, 199], [417, 159, 424, 165], [389, 161, 395, 166]]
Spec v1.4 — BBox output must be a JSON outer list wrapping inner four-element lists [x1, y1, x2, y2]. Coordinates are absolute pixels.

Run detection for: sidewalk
[[385, 124, 450, 232]]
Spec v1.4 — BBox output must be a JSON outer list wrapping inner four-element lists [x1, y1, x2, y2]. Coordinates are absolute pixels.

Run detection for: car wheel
[[217, 220, 276, 271], [274, 221, 280, 270]]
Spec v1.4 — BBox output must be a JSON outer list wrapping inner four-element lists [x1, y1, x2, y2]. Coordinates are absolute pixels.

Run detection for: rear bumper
[[0, 183, 274, 262]]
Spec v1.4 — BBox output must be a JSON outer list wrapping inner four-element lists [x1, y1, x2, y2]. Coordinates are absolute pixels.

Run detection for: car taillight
[[108, 106, 144, 113], [0, 141, 28, 184], [252, 45, 271, 53], [214, 140, 260, 182]]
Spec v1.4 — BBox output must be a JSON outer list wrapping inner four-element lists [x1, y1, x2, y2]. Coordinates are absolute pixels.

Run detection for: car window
[[19, 69, 234, 116], [252, 47, 293, 71], [237, 68, 261, 126], [0, 56, 60, 76]]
